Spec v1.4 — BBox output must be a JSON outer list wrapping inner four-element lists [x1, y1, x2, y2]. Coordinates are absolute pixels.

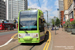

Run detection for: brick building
[[60, 11, 64, 25]]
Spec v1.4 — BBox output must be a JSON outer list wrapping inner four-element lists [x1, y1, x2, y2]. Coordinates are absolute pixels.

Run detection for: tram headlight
[[34, 34, 38, 38], [19, 34, 23, 38]]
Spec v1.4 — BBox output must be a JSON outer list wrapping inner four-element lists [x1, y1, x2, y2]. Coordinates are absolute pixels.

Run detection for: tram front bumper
[[18, 37, 40, 43], [23, 36, 33, 40]]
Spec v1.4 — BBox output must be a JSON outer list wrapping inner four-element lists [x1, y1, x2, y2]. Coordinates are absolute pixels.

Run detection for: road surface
[[0, 31, 17, 45], [0, 31, 17, 36], [0, 29, 51, 50]]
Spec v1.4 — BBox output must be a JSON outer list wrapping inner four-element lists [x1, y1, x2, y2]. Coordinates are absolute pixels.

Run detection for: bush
[[71, 20, 75, 28], [63, 20, 72, 28]]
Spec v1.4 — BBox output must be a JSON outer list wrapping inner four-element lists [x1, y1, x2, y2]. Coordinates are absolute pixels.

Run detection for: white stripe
[[0, 38, 13, 47]]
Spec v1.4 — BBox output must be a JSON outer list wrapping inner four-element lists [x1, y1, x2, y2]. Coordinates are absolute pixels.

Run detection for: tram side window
[[39, 18, 44, 32]]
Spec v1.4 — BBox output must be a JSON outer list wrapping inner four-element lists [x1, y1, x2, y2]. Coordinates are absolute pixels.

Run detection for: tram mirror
[[43, 19, 45, 22], [41, 19, 45, 23]]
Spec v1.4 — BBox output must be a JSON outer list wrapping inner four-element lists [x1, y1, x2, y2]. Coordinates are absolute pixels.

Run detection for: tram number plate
[[25, 34, 30, 36]]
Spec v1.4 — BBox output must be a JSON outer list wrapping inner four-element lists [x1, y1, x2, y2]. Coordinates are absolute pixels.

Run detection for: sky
[[28, 0, 59, 22]]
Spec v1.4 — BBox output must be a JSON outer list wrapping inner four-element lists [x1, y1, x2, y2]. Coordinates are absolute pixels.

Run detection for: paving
[[51, 28, 75, 50]]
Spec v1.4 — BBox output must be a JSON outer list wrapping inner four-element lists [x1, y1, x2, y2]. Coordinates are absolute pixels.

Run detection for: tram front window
[[19, 10, 37, 30]]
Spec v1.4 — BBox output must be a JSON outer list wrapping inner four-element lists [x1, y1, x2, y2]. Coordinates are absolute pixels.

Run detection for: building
[[60, 11, 64, 25], [6, 0, 28, 20], [3, 0, 6, 2], [59, 0, 64, 11], [0, 0, 6, 20], [64, 0, 74, 21], [74, 0, 75, 19], [57, 9, 60, 19], [58, 0, 64, 25]]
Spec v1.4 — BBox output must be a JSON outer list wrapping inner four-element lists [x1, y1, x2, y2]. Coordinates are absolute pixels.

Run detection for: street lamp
[[43, 10, 48, 28], [45, 10, 48, 29], [46, 10, 48, 23], [54, 17, 56, 35], [54, 16, 56, 26]]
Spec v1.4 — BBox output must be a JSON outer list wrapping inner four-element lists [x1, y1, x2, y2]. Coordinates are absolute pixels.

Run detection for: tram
[[18, 9, 47, 43]]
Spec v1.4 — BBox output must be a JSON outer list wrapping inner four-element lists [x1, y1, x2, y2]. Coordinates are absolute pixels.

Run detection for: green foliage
[[68, 26, 72, 28], [71, 20, 75, 25], [46, 23, 50, 26], [63, 20, 73, 28], [71, 20, 75, 28], [55, 18, 60, 26], [28, 8, 31, 10], [63, 20, 70, 28], [51, 19, 55, 26]]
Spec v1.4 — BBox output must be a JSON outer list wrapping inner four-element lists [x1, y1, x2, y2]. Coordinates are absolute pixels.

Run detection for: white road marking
[[0, 38, 13, 47]]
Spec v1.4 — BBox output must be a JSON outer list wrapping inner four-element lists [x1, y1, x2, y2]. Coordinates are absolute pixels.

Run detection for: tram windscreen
[[19, 10, 37, 30]]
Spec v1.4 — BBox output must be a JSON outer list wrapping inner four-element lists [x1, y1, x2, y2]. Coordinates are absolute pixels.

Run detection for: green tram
[[18, 9, 47, 43]]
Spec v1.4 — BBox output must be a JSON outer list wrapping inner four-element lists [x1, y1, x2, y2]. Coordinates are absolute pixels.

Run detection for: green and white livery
[[18, 9, 46, 43]]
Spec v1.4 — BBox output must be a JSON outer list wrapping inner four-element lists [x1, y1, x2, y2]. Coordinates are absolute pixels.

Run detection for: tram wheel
[[44, 31, 49, 42]]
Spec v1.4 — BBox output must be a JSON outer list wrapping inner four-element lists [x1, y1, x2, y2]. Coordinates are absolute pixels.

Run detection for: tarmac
[[0, 29, 17, 33]]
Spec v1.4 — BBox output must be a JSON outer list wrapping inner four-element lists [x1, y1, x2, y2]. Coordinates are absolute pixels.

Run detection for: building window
[[72, 11, 74, 18]]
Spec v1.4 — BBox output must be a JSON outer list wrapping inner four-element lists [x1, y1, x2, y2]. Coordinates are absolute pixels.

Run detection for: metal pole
[[62, 25, 63, 31], [47, 11, 48, 29], [54, 23, 57, 35], [55, 27, 56, 35], [47, 11, 48, 23], [54, 17, 56, 35]]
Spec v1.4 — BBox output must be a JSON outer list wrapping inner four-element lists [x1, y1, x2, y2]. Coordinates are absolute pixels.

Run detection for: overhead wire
[[38, 0, 41, 8]]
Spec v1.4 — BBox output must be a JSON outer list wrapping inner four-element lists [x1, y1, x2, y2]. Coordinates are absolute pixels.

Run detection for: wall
[[64, 0, 69, 10], [64, 0, 74, 21]]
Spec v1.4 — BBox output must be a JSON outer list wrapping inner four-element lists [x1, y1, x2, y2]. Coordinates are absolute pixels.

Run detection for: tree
[[63, 19, 71, 28], [46, 23, 50, 26], [52, 19, 55, 27], [28, 8, 31, 10], [55, 18, 60, 26]]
